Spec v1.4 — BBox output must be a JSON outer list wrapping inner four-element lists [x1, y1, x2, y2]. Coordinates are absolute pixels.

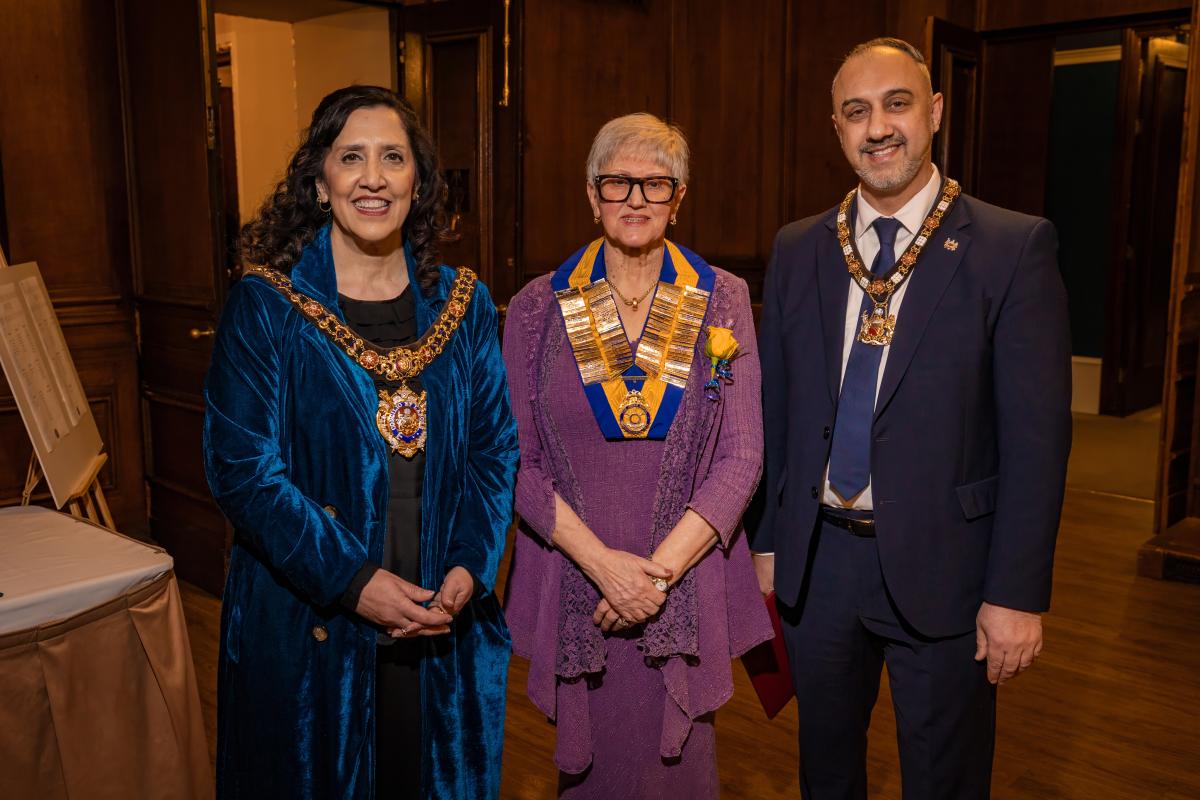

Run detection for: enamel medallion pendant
[[618, 389, 652, 437], [376, 385, 428, 458], [246, 265, 475, 457], [858, 305, 897, 346]]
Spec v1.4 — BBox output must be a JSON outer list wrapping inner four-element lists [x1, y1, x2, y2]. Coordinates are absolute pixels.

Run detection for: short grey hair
[[586, 113, 690, 185], [832, 37, 933, 95]]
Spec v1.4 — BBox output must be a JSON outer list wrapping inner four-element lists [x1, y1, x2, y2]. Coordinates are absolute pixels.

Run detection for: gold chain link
[[836, 178, 961, 305], [246, 266, 476, 382]]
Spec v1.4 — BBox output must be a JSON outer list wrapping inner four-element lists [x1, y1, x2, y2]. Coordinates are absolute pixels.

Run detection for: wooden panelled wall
[[513, 0, 1187, 301], [981, 0, 1188, 30], [515, 0, 983, 299], [0, 1, 146, 533], [520, 0, 877, 298]]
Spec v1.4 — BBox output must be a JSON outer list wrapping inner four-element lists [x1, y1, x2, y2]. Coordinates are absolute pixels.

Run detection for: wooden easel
[[22, 451, 115, 530], [1, 245, 115, 532]]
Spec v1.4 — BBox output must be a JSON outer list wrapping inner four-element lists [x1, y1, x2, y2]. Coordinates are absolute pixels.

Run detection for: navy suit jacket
[[753, 193, 1072, 638]]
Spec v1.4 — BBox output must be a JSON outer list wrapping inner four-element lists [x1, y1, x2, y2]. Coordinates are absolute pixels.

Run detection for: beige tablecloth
[[0, 509, 212, 799]]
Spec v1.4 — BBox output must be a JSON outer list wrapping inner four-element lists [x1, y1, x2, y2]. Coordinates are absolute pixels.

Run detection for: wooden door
[[1103, 31, 1189, 416], [394, 0, 521, 304], [973, 34, 1057, 216], [1154, 1, 1200, 535], [925, 17, 982, 192], [119, 0, 231, 594]]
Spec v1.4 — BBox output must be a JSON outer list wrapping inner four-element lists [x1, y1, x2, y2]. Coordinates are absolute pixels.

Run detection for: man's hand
[[974, 601, 1043, 684], [752, 553, 775, 596], [355, 569, 452, 637]]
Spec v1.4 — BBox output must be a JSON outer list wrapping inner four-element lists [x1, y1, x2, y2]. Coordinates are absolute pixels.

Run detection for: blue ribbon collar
[[551, 239, 714, 440]]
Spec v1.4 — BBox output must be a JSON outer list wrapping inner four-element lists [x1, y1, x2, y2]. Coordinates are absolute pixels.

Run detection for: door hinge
[[206, 106, 217, 150]]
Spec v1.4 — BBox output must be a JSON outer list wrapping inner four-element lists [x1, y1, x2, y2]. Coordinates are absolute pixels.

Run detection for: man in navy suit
[[752, 38, 1071, 798]]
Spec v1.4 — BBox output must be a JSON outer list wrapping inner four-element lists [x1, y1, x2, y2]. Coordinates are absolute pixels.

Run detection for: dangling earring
[[593, 214, 600, 224], [318, 198, 331, 213], [669, 215, 678, 226], [414, 189, 421, 202]]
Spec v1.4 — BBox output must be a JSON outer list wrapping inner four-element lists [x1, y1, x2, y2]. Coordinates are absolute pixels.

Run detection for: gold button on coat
[[312, 625, 328, 642], [323, 505, 337, 519]]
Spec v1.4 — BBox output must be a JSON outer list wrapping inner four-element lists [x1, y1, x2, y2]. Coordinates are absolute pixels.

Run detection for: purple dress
[[502, 265, 773, 799]]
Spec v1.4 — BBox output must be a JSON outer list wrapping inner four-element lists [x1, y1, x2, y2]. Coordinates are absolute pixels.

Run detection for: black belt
[[819, 506, 876, 537]]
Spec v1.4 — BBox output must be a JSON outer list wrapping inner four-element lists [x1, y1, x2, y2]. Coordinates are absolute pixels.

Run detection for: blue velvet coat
[[203, 226, 518, 799]]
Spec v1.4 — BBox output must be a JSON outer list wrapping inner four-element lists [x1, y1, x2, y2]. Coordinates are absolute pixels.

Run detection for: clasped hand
[[355, 566, 475, 638], [585, 548, 671, 632]]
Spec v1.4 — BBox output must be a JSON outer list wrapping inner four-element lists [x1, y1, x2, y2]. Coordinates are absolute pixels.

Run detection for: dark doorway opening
[[1042, 23, 1187, 419]]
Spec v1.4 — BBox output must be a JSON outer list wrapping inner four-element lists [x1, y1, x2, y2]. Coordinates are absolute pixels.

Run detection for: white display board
[[0, 259, 103, 507]]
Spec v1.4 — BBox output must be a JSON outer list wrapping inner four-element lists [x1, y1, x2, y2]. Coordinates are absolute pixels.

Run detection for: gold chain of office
[[836, 178, 960, 345], [836, 177, 960, 306], [245, 265, 476, 382]]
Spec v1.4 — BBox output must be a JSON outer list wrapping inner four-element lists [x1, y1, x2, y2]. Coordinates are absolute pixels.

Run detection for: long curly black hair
[[238, 85, 447, 292]]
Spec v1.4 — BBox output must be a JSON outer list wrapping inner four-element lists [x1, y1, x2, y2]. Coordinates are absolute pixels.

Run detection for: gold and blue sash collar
[[552, 238, 714, 440]]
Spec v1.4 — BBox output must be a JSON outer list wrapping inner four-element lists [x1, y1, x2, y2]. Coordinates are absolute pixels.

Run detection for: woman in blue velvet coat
[[203, 86, 518, 799]]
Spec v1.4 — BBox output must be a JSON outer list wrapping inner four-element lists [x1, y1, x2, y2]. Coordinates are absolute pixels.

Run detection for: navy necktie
[[828, 216, 902, 501]]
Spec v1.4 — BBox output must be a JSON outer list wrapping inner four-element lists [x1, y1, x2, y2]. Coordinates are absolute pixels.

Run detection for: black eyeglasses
[[593, 174, 680, 204]]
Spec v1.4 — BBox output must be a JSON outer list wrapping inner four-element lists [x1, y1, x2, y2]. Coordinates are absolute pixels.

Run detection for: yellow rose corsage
[[703, 326, 738, 401]]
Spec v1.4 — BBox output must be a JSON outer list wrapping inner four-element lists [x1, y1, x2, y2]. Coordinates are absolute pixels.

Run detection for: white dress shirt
[[822, 166, 943, 510]]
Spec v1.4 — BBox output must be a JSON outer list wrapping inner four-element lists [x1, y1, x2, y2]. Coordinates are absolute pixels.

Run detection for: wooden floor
[[1066, 408, 1160, 500], [180, 490, 1200, 799]]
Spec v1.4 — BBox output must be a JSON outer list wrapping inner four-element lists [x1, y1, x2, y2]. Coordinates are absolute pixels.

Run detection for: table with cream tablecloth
[[0, 505, 212, 799]]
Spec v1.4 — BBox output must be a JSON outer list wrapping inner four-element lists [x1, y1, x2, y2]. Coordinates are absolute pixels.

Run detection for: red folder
[[740, 591, 795, 719]]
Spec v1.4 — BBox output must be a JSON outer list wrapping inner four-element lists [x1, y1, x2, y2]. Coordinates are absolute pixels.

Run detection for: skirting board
[[1072, 356, 1101, 415]]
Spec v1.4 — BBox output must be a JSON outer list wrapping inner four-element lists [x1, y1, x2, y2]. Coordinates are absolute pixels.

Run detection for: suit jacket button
[[323, 505, 338, 519], [822, 426, 831, 439], [810, 486, 819, 499], [312, 625, 328, 642]]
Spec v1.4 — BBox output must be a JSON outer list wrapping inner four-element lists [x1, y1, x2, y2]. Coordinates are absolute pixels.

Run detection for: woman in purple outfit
[[502, 113, 773, 798]]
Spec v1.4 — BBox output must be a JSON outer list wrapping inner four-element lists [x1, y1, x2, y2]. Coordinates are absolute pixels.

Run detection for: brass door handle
[[189, 326, 215, 339]]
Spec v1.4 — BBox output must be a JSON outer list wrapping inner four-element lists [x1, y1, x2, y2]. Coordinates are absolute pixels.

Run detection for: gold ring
[[397, 627, 409, 637]]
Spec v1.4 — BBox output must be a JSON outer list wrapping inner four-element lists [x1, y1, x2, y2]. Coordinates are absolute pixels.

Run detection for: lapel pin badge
[[943, 238, 959, 252]]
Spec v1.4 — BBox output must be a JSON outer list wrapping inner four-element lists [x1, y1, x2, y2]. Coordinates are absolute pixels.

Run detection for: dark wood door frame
[[393, 0, 522, 306], [1153, 0, 1200, 536], [926, 17, 982, 194], [117, 0, 233, 594], [964, 12, 1190, 422], [422, 29, 495, 285], [1103, 23, 1189, 416]]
